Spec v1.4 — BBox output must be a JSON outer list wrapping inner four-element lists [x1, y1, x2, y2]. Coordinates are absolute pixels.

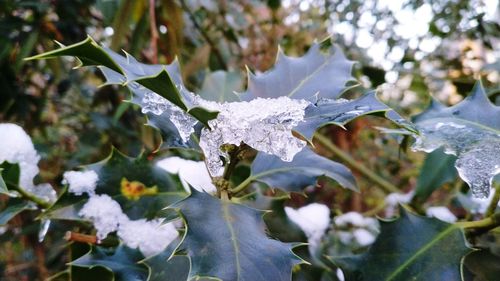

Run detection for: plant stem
[[231, 176, 253, 195], [314, 134, 400, 194], [485, 183, 500, 217], [11, 185, 50, 209], [148, 0, 159, 64], [456, 212, 500, 229]]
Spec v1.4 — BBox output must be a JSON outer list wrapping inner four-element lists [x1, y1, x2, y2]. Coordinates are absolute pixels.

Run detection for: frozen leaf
[[248, 147, 357, 192], [239, 41, 356, 101], [174, 191, 302, 281], [0, 199, 33, 225], [412, 82, 500, 198], [294, 92, 415, 141], [330, 208, 471, 281]]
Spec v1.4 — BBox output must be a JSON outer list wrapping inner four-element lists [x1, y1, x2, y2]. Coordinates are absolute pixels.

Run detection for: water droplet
[[452, 110, 460, 115], [354, 105, 370, 111]]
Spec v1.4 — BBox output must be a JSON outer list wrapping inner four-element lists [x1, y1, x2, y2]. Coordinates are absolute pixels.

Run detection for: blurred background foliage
[[0, 0, 498, 280]]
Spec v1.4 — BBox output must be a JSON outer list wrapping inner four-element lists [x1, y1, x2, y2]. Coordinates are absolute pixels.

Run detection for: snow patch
[[63, 170, 99, 196], [156, 156, 216, 193]]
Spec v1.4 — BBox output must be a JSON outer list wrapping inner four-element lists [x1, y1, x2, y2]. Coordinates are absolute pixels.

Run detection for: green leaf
[[42, 148, 185, 221], [413, 147, 457, 204], [142, 247, 190, 281], [71, 245, 148, 281], [174, 191, 302, 281], [25, 36, 217, 126], [463, 250, 500, 281], [330, 208, 471, 281], [198, 70, 242, 102], [247, 147, 357, 192], [294, 91, 415, 141], [412, 82, 500, 198], [0, 199, 33, 225], [239, 40, 356, 101], [0, 168, 8, 194]]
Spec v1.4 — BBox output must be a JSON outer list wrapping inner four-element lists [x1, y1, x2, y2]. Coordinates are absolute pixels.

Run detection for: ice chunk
[[285, 203, 330, 253], [199, 96, 309, 176], [118, 218, 178, 257], [78, 194, 127, 240], [141, 91, 198, 142], [63, 170, 99, 196], [156, 156, 216, 193], [413, 119, 500, 198]]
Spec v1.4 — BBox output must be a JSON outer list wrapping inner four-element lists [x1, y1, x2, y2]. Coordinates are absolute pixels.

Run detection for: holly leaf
[[463, 250, 500, 281], [142, 245, 190, 281], [0, 161, 20, 195], [198, 70, 242, 102], [25, 36, 218, 126], [71, 245, 148, 281], [294, 92, 415, 141], [412, 148, 458, 205], [247, 147, 357, 192], [239, 40, 356, 101], [174, 191, 302, 281], [0, 199, 33, 225], [330, 208, 471, 281], [412, 82, 500, 198], [41, 148, 185, 221]]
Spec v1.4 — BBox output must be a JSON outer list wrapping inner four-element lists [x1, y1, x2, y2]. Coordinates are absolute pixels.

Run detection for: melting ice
[[412, 119, 500, 198], [199, 97, 310, 176]]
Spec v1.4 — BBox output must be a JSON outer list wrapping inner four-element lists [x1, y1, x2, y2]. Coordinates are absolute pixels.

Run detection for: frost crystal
[[426, 206, 457, 223], [78, 195, 127, 240], [199, 96, 309, 176], [413, 120, 500, 198], [285, 203, 330, 253], [0, 123, 56, 203], [156, 156, 216, 193], [63, 170, 99, 195], [118, 218, 178, 257]]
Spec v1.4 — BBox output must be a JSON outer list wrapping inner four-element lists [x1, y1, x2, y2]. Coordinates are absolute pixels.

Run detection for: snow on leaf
[[173, 191, 302, 281], [412, 82, 500, 198]]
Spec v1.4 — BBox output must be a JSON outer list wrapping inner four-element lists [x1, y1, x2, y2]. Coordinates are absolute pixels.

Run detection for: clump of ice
[[199, 96, 309, 176], [78, 193, 178, 256], [285, 203, 330, 253], [118, 218, 178, 257], [333, 212, 379, 247], [62, 170, 99, 196], [79, 195, 127, 240], [156, 156, 216, 193], [425, 206, 457, 223], [413, 120, 500, 198], [0, 123, 56, 203]]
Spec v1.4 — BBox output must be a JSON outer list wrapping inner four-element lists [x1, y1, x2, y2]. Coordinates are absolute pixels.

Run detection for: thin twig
[[179, 0, 228, 70], [149, 0, 159, 64], [314, 133, 400, 194], [64, 231, 98, 244], [485, 183, 500, 217]]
